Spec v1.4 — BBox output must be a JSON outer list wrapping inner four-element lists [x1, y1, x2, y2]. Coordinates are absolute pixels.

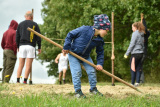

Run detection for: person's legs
[[135, 54, 143, 84], [82, 56, 97, 90], [140, 54, 145, 83], [62, 69, 67, 84], [4, 50, 17, 83], [17, 58, 25, 78], [17, 58, 25, 82], [23, 45, 35, 83], [62, 69, 67, 79], [140, 71, 145, 83], [68, 54, 82, 92], [2, 50, 7, 82], [24, 58, 33, 83], [130, 56, 136, 85], [59, 71, 62, 84], [131, 69, 136, 85], [17, 45, 26, 83], [82, 57, 102, 96], [136, 70, 142, 84]]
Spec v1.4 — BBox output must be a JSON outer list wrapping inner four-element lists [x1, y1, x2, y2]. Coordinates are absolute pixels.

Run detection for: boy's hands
[[96, 65, 103, 71], [63, 49, 69, 54], [62, 49, 103, 71]]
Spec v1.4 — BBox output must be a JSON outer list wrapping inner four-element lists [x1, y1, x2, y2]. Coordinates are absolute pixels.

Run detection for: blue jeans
[[68, 54, 97, 92]]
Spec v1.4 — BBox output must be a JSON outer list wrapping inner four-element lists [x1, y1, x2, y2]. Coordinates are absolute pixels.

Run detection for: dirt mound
[[1, 83, 160, 98]]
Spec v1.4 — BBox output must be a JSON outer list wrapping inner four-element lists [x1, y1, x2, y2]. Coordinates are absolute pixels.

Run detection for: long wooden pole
[[111, 12, 115, 86], [27, 27, 143, 93]]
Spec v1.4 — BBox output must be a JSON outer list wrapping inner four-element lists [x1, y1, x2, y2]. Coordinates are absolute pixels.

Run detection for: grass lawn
[[0, 83, 160, 107]]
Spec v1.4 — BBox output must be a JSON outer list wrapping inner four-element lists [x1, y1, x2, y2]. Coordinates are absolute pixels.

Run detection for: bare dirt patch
[[1, 83, 160, 98]]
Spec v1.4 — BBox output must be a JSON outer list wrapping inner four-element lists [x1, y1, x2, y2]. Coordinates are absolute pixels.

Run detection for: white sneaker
[[134, 83, 140, 87]]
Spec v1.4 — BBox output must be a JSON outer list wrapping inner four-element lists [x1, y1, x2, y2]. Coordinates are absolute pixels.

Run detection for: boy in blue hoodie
[[63, 14, 111, 98]]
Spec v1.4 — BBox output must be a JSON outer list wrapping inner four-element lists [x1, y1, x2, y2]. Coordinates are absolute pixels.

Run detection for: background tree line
[[37, 0, 160, 83]]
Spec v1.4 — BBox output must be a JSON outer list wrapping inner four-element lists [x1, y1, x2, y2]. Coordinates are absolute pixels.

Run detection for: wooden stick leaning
[[27, 27, 143, 93], [111, 12, 115, 86]]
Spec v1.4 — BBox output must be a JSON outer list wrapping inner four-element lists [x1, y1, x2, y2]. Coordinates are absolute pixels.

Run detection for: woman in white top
[[55, 51, 68, 84]]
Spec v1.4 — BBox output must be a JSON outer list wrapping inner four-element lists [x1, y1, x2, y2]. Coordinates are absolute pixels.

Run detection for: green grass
[[0, 83, 9, 91], [0, 83, 160, 107], [0, 92, 160, 107]]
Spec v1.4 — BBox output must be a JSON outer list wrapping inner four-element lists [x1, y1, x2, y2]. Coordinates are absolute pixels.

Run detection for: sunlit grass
[[0, 83, 160, 106], [0, 91, 160, 107]]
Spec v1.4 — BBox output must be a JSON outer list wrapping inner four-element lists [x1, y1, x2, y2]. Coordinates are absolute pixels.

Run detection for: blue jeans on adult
[[68, 54, 97, 92]]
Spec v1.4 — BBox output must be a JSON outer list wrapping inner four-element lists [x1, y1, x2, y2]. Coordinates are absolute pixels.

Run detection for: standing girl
[[124, 22, 145, 87]]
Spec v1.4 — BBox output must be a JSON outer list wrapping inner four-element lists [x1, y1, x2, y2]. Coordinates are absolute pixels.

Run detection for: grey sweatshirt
[[125, 30, 144, 56]]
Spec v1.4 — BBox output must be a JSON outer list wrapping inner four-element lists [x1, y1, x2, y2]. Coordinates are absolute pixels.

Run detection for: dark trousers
[[130, 53, 143, 85], [140, 54, 146, 83], [2, 50, 17, 83]]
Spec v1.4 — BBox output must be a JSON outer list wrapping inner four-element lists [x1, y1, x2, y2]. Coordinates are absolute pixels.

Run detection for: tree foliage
[[38, 0, 160, 82]]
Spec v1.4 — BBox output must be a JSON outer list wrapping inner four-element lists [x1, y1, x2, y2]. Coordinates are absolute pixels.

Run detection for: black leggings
[[130, 53, 143, 85]]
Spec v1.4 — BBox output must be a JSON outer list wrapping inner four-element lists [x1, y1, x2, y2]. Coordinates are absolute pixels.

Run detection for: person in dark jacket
[[140, 14, 150, 83], [1, 20, 18, 83], [16, 11, 41, 84], [124, 22, 145, 87], [63, 14, 111, 98]]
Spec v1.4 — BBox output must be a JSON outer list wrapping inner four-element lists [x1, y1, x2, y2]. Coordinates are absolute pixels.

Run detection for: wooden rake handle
[[27, 27, 143, 93]]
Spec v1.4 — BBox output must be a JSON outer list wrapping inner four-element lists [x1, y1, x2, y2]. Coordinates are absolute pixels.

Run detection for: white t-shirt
[[58, 53, 68, 73]]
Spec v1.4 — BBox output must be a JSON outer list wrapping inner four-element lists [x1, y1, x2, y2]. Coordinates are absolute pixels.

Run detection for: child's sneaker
[[75, 89, 86, 98], [90, 87, 103, 96], [134, 83, 140, 87], [59, 81, 62, 85]]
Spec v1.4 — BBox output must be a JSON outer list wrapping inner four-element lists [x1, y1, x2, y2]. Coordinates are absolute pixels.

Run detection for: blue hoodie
[[63, 25, 104, 66]]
